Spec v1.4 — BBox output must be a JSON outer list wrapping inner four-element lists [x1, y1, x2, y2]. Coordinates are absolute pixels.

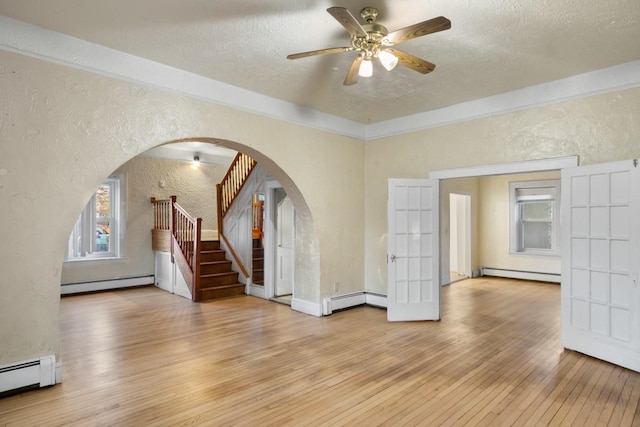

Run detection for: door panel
[[388, 178, 440, 321], [561, 159, 640, 372], [276, 196, 294, 296]]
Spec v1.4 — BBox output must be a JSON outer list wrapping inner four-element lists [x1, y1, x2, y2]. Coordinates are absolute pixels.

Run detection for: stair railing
[[172, 202, 202, 301], [216, 153, 257, 234], [150, 196, 175, 256], [216, 153, 256, 280], [150, 196, 202, 301], [252, 195, 264, 240], [151, 196, 174, 231]]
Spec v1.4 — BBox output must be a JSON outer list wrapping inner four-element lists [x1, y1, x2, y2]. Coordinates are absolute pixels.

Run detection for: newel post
[[216, 183, 223, 237], [170, 195, 177, 263], [193, 217, 202, 302]]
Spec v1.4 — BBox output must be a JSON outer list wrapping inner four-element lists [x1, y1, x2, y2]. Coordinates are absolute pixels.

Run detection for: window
[[509, 180, 560, 256], [66, 175, 125, 260]]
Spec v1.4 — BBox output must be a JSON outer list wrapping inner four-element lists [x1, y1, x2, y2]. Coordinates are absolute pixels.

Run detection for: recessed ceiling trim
[[366, 60, 640, 141], [1, 15, 639, 143]]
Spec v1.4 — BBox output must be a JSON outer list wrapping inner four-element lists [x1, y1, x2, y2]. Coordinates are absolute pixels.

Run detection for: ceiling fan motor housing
[[360, 7, 379, 23], [353, 22, 390, 59]]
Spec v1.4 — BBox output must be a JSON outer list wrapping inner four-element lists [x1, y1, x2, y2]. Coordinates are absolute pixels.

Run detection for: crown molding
[[1, 15, 639, 143], [366, 60, 640, 140], [0, 15, 366, 140]]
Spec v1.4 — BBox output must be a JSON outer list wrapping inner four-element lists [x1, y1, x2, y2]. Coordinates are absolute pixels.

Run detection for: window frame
[[66, 174, 126, 261], [509, 179, 560, 257]]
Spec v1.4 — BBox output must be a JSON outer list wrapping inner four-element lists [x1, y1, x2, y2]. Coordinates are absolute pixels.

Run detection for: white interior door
[[561, 159, 640, 372], [276, 195, 294, 296], [387, 178, 440, 321]]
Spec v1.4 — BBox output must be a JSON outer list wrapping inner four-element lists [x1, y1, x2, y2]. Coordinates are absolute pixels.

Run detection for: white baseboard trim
[[61, 275, 155, 295], [365, 292, 388, 309], [322, 291, 389, 315], [0, 355, 56, 394], [291, 298, 322, 317], [322, 292, 366, 315], [481, 267, 561, 283], [249, 284, 266, 299]]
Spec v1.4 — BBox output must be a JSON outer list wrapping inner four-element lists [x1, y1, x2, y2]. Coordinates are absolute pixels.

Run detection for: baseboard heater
[[61, 275, 155, 295], [0, 355, 57, 395], [481, 267, 561, 283], [322, 291, 388, 315]]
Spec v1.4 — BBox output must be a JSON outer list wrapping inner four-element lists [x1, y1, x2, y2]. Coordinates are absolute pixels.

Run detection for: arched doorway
[[61, 137, 321, 315]]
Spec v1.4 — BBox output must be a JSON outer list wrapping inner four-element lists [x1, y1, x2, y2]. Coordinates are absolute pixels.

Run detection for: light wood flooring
[[1, 278, 639, 426]]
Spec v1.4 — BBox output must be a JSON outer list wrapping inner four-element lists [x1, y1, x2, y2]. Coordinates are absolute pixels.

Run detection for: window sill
[[64, 256, 128, 265], [508, 250, 560, 258]]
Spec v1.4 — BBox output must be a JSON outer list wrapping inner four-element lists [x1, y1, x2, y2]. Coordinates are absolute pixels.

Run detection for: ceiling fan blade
[[385, 48, 436, 74], [385, 16, 451, 45], [344, 56, 363, 86], [287, 47, 353, 60], [327, 7, 367, 38]]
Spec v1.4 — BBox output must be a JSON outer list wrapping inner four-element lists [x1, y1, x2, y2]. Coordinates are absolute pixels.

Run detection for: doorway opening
[[432, 157, 576, 288], [263, 182, 295, 305], [387, 156, 577, 321], [449, 193, 471, 284]]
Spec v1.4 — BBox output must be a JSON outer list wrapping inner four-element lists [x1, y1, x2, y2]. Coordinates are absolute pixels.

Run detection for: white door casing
[[276, 195, 295, 296], [561, 159, 640, 373], [387, 178, 440, 321], [262, 181, 278, 299]]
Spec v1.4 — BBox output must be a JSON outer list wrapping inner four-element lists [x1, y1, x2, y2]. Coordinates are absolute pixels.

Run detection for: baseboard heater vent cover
[[0, 355, 56, 395]]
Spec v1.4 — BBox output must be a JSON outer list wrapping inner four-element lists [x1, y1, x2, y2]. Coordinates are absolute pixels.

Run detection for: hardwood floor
[[1, 278, 639, 426]]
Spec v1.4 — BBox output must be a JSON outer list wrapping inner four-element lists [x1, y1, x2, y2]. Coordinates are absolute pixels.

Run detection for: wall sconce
[[192, 156, 200, 168]]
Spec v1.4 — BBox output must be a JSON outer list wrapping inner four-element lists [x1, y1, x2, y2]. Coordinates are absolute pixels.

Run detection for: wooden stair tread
[[199, 283, 244, 290], [201, 271, 238, 278]]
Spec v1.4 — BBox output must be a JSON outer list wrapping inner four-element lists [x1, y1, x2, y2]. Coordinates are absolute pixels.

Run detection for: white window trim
[[509, 179, 560, 257], [65, 174, 126, 262]]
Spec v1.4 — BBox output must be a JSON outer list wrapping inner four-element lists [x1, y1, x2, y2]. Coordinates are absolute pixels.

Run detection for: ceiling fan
[[287, 6, 451, 85]]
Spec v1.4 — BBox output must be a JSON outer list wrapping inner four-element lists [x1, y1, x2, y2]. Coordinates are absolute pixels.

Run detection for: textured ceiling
[[1, 0, 639, 123]]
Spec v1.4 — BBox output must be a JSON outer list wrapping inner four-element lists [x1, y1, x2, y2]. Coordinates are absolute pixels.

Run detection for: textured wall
[[365, 87, 640, 294], [60, 156, 228, 285], [0, 50, 364, 365]]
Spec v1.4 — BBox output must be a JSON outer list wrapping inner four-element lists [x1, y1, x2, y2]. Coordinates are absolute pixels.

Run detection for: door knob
[[390, 254, 397, 262]]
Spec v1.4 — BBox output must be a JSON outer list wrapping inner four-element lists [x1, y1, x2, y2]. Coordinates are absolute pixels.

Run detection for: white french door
[[561, 159, 640, 372], [387, 178, 440, 321]]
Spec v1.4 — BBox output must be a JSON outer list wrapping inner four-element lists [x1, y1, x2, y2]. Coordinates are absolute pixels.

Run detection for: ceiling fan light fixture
[[359, 58, 373, 77], [287, 7, 451, 86], [378, 50, 398, 71]]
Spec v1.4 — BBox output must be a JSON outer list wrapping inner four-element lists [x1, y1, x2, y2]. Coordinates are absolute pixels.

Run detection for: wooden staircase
[[151, 153, 258, 302], [199, 240, 245, 300]]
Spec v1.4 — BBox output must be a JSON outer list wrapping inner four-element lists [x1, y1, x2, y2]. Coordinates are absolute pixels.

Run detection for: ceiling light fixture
[[378, 50, 398, 71], [358, 58, 373, 77], [192, 156, 200, 168]]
